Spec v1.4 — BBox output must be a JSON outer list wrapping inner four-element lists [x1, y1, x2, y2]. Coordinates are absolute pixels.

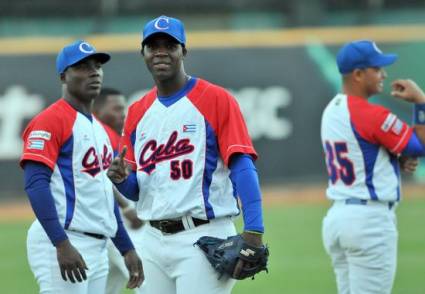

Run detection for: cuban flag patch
[[183, 124, 196, 133], [28, 139, 45, 150], [391, 118, 403, 135], [381, 113, 397, 132]]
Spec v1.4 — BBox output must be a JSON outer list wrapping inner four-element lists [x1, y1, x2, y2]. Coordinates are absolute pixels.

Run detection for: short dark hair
[[93, 87, 122, 111]]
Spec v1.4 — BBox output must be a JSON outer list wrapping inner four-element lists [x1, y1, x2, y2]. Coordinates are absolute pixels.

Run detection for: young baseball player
[[20, 40, 143, 294], [107, 15, 266, 294], [92, 88, 144, 294], [321, 40, 425, 294]]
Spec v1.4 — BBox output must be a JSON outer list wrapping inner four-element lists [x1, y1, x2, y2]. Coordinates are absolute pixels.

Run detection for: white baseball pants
[[134, 217, 237, 294], [322, 200, 398, 294], [27, 220, 109, 294]]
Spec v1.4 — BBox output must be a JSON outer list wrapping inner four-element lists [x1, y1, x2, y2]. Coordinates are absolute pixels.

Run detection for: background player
[[107, 15, 266, 294], [20, 40, 143, 294], [321, 40, 425, 294], [93, 87, 144, 294]]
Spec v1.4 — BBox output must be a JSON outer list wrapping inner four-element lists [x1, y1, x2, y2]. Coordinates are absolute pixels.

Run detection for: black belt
[[345, 198, 395, 210], [150, 217, 209, 234], [83, 232, 106, 240]]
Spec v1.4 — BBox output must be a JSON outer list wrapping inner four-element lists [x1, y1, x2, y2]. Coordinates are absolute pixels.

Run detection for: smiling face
[[142, 33, 187, 82], [361, 67, 387, 96], [61, 57, 103, 103]]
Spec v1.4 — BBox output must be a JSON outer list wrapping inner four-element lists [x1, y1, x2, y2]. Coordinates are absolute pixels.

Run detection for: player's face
[[97, 95, 126, 134], [63, 57, 103, 102], [362, 67, 387, 96], [142, 34, 186, 81]]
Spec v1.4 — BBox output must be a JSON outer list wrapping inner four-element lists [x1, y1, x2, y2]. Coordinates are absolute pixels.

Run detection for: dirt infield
[[1, 183, 423, 222]]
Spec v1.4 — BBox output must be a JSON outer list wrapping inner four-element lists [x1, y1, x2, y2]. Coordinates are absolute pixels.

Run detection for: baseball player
[[106, 15, 266, 294], [92, 88, 144, 294], [321, 40, 425, 294], [20, 40, 143, 294]]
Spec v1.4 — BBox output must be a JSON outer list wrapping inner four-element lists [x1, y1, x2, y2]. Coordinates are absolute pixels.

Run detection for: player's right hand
[[399, 156, 419, 173], [391, 79, 425, 104], [56, 239, 88, 283], [107, 146, 130, 184]]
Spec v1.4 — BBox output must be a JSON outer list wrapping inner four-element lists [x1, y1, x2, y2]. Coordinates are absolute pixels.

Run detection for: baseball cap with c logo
[[336, 40, 398, 74], [56, 40, 110, 74], [142, 15, 186, 47]]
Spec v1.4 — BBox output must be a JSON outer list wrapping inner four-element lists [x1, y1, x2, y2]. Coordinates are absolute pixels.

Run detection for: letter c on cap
[[79, 42, 95, 54], [154, 17, 169, 30]]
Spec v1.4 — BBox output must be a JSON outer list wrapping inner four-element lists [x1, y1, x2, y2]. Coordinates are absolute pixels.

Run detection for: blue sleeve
[[111, 201, 135, 255], [401, 131, 425, 156], [229, 154, 264, 233], [24, 161, 68, 246], [114, 171, 139, 201]]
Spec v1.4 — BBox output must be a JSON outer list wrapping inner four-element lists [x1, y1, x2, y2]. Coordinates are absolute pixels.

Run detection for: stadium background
[[1, 1, 425, 293]]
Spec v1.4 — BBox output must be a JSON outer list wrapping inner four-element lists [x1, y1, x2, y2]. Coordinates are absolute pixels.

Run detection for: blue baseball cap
[[56, 40, 110, 74], [336, 40, 398, 74], [142, 15, 186, 47]]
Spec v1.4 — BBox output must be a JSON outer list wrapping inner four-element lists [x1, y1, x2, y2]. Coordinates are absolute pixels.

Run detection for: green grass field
[[2, 198, 424, 294]]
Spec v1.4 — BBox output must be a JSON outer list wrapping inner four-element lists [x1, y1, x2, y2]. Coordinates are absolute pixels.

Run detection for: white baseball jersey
[[20, 99, 117, 237], [321, 94, 413, 202], [121, 78, 257, 221]]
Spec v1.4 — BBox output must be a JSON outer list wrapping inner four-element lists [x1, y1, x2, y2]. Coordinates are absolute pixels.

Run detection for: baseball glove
[[194, 234, 269, 280]]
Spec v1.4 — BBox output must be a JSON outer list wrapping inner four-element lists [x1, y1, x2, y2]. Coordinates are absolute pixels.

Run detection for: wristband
[[244, 230, 263, 235], [413, 104, 425, 125]]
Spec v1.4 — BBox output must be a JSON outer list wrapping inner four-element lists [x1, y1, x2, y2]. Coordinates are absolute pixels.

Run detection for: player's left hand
[[399, 156, 419, 173], [124, 249, 144, 289], [232, 231, 263, 279]]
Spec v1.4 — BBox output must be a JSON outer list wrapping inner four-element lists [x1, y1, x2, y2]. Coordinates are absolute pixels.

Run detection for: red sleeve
[[100, 122, 120, 153], [349, 96, 412, 155], [372, 108, 412, 154], [187, 80, 257, 166], [20, 102, 75, 170], [120, 90, 157, 171]]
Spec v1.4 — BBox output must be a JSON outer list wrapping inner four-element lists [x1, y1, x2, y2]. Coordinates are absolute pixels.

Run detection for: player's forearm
[[111, 200, 135, 255], [114, 171, 139, 201], [24, 161, 68, 245], [229, 154, 264, 233], [401, 131, 425, 156], [113, 187, 130, 209]]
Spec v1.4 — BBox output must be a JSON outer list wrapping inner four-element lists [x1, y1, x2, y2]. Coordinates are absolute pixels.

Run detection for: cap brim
[[81, 52, 111, 64], [67, 52, 111, 70], [371, 53, 398, 68], [142, 32, 184, 46]]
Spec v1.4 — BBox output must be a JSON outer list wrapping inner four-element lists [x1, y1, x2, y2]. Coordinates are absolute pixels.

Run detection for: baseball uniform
[[321, 93, 412, 294], [120, 77, 257, 294], [21, 98, 118, 294]]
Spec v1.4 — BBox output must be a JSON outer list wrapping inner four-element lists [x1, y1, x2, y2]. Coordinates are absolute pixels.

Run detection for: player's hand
[[123, 208, 144, 229], [391, 79, 425, 104], [107, 146, 130, 184], [399, 156, 419, 173], [56, 239, 88, 283], [232, 231, 263, 279], [124, 249, 144, 289]]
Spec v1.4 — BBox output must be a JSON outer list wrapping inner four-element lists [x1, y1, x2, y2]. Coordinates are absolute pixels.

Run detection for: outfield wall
[[1, 26, 425, 198]]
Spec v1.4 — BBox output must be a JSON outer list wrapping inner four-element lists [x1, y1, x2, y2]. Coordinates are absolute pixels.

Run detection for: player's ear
[[140, 46, 145, 56], [352, 68, 365, 82], [182, 46, 187, 57], [59, 72, 66, 83]]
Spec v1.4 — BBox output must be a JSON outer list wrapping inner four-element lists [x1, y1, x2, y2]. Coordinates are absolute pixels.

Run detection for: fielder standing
[[107, 15, 266, 294], [93, 88, 145, 294], [20, 40, 143, 294], [321, 39, 425, 294]]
